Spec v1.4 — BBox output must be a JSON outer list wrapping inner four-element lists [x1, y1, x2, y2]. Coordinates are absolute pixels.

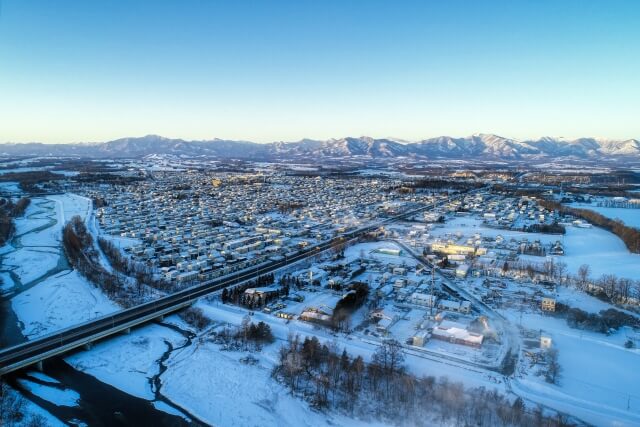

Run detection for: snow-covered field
[[3, 248, 59, 284], [507, 311, 640, 426], [196, 300, 506, 392], [569, 202, 640, 229], [66, 323, 186, 401], [5, 193, 119, 338], [431, 216, 640, 280], [11, 270, 119, 339], [559, 225, 640, 280], [161, 339, 387, 427]]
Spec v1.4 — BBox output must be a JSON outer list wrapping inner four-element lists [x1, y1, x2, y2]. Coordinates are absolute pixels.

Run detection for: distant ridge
[[1, 134, 639, 162]]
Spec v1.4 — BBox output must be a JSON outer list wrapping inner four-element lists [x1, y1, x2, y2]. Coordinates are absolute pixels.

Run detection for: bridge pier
[[84, 343, 93, 351], [157, 315, 164, 321], [35, 360, 44, 372], [123, 327, 131, 335]]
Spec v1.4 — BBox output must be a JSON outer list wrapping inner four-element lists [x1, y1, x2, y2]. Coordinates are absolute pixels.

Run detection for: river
[[0, 194, 201, 426]]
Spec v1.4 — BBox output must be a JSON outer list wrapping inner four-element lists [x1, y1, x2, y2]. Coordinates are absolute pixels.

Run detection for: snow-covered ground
[[66, 323, 186, 401], [569, 202, 640, 229], [3, 385, 66, 427], [0, 181, 22, 193], [11, 270, 119, 339], [196, 300, 506, 392], [161, 339, 388, 427], [5, 193, 120, 338], [431, 216, 640, 280], [17, 378, 81, 407], [556, 225, 640, 280], [504, 310, 640, 426], [2, 194, 93, 289]]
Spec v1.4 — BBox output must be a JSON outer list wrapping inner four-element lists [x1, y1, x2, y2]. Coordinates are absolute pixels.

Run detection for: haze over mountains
[[1, 134, 639, 162]]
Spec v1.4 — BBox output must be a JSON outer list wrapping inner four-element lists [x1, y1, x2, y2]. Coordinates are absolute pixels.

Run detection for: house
[[541, 297, 556, 312], [431, 320, 484, 348], [430, 243, 476, 255], [412, 331, 430, 347], [393, 267, 407, 275], [378, 247, 401, 256], [550, 241, 564, 256], [300, 310, 332, 325], [455, 263, 470, 278], [276, 312, 295, 320], [376, 316, 395, 334], [409, 293, 437, 307], [244, 287, 280, 305], [459, 301, 471, 314], [540, 335, 552, 349], [438, 299, 461, 312]]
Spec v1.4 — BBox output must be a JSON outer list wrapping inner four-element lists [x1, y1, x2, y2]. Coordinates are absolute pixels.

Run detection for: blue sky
[[0, 0, 639, 143]]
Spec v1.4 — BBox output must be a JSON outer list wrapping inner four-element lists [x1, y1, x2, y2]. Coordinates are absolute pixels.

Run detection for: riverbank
[[0, 192, 197, 425]]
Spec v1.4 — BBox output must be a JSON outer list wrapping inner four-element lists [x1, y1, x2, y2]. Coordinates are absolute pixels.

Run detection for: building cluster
[[80, 171, 430, 283]]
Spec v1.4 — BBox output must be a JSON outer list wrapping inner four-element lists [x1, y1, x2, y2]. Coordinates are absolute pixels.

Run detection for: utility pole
[[430, 265, 435, 317]]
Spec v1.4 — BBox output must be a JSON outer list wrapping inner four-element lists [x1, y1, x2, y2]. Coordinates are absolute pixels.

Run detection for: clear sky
[[0, 0, 639, 143]]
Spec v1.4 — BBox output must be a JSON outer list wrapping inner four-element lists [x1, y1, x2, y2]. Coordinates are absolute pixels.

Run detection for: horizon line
[[2, 132, 639, 146]]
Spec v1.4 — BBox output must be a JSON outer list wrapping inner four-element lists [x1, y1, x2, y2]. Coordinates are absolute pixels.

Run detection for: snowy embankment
[[9, 193, 119, 339]]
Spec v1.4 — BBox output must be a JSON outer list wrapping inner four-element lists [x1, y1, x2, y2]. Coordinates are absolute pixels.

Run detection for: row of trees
[[98, 237, 172, 292], [0, 170, 65, 193], [409, 179, 484, 191], [63, 216, 146, 307], [554, 303, 639, 333], [273, 336, 570, 426], [539, 199, 640, 253], [524, 223, 566, 235]]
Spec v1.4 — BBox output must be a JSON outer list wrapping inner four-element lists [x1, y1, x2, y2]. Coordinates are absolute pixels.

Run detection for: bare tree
[[577, 264, 590, 290], [545, 348, 562, 384]]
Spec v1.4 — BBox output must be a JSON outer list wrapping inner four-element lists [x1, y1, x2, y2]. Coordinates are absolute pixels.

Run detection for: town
[[1, 158, 640, 426]]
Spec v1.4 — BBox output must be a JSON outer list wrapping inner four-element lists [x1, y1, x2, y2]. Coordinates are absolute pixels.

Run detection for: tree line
[[538, 199, 640, 253], [63, 216, 151, 307], [553, 303, 639, 334], [98, 237, 172, 293], [272, 336, 572, 426]]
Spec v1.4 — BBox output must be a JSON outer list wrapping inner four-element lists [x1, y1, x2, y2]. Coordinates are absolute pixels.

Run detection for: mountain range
[[1, 134, 639, 163]]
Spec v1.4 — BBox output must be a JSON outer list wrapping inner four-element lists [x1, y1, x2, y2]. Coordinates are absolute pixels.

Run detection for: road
[[0, 190, 477, 376], [394, 239, 520, 374]]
